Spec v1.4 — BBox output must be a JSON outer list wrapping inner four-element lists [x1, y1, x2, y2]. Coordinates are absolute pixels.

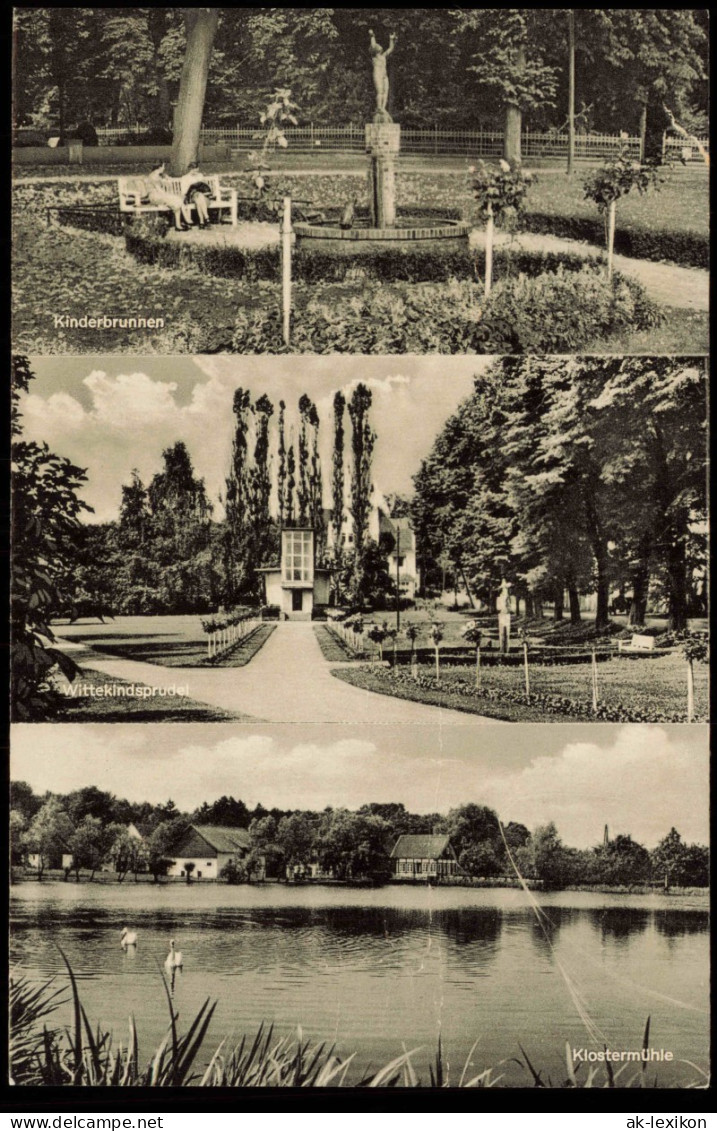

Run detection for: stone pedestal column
[[365, 120, 400, 227], [498, 613, 511, 654]]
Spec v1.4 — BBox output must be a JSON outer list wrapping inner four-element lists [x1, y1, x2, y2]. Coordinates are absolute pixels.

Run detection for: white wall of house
[[394, 857, 456, 876], [166, 854, 229, 879], [27, 852, 73, 870], [262, 568, 331, 619]]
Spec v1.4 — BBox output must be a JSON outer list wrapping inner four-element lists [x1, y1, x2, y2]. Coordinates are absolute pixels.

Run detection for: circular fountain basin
[[294, 217, 471, 256]]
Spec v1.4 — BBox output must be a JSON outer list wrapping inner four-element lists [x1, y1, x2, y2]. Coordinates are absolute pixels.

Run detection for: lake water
[[10, 882, 709, 1087]]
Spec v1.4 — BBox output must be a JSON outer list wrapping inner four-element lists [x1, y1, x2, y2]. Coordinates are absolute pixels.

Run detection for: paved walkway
[[59, 622, 494, 726], [470, 228, 708, 312]]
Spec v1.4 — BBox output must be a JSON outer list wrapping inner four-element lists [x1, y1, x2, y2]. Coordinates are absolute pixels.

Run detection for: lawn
[[312, 623, 359, 662], [583, 307, 709, 354], [58, 621, 275, 668], [332, 650, 709, 724], [52, 667, 245, 722], [523, 165, 708, 237], [12, 165, 707, 354]]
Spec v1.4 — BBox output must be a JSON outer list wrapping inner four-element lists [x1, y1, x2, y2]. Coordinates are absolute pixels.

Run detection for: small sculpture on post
[[369, 29, 397, 122]]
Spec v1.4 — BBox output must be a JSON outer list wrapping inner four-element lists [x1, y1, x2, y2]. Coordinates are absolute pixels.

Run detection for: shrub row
[[52, 204, 126, 236], [123, 226, 603, 285], [125, 228, 281, 280], [230, 267, 663, 354], [521, 210, 708, 270]]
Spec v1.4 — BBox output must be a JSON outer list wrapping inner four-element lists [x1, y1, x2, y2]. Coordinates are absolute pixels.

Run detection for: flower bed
[[332, 657, 708, 724], [230, 267, 662, 355]]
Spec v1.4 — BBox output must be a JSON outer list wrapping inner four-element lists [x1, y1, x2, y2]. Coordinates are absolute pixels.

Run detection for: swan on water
[[165, 939, 183, 968], [120, 927, 138, 948]]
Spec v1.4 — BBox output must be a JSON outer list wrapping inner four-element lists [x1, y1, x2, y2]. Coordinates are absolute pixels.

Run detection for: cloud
[[22, 391, 86, 436], [10, 725, 708, 849], [82, 371, 180, 427], [479, 726, 709, 847], [339, 374, 412, 397]]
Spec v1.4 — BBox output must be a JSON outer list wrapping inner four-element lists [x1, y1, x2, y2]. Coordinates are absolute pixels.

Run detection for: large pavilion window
[[282, 529, 314, 583]]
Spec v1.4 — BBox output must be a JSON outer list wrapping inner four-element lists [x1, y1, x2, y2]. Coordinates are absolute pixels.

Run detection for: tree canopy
[[14, 8, 708, 136], [412, 357, 707, 630]]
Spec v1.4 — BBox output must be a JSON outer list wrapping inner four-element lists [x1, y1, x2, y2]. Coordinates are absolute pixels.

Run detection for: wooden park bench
[[618, 634, 657, 654], [118, 174, 238, 225]]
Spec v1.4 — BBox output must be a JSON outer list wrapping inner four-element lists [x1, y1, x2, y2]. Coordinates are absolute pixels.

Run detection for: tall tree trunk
[[568, 583, 581, 624], [584, 489, 611, 631], [459, 564, 476, 608], [169, 8, 219, 175], [594, 551, 610, 631], [524, 591, 535, 618], [147, 9, 172, 127], [504, 103, 522, 164], [628, 564, 650, 626], [504, 46, 525, 163], [665, 535, 688, 632], [553, 583, 564, 621], [567, 10, 575, 175]]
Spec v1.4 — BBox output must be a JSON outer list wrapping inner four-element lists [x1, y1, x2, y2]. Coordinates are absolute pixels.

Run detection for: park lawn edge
[[330, 666, 581, 723], [52, 668, 248, 722]]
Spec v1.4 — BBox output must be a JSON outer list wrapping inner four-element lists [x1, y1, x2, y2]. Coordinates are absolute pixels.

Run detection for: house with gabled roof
[[389, 834, 459, 880], [166, 824, 263, 881]]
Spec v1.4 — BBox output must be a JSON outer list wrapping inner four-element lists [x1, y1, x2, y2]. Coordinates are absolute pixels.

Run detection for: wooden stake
[[607, 199, 616, 279], [281, 195, 293, 347], [591, 647, 599, 712], [476, 645, 482, 690], [484, 203, 494, 297], [687, 658, 695, 722], [523, 641, 530, 699]]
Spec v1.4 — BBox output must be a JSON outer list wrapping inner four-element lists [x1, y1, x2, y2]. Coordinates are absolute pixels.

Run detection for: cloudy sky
[[22, 355, 484, 523], [11, 723, 709, 849]]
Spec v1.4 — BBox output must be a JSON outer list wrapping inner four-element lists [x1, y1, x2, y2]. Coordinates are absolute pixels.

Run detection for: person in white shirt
[[146, 162, 192, 231]]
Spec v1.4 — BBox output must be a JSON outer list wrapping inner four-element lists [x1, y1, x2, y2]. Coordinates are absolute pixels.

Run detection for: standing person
[[146, 162, 192, 231], [181, 161, 213, 228]]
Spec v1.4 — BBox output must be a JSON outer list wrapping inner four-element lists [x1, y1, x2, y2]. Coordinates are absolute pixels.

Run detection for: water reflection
[[10, 884, 708, 1087], [588, 907, 652, 943], [654, 910, 709, 938]]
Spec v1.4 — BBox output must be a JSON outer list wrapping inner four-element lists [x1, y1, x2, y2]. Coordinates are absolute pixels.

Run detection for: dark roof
[[176, 825, 251, 857], [378, 512, 416, 552], [390, 834, 451, 860]]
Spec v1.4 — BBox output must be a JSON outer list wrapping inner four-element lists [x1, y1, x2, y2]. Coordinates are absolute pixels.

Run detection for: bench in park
[[118, 174, 238, 225], [618, 634, 657, 655]]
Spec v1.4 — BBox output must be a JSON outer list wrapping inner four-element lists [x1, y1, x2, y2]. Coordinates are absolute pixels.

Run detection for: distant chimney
[[603, 824, 609, 846]]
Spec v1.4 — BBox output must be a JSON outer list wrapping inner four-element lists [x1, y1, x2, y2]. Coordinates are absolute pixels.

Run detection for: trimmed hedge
[[124, 226, 603, 285], [125, 229, 281, 280], [521, 210, 708, 270], [230, 267, 663, 354], [52, 204, 125, 236]]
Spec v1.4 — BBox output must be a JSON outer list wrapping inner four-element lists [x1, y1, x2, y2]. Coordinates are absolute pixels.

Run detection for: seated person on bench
[[180, 162, 213, 229], [146, 162, 192, 231]]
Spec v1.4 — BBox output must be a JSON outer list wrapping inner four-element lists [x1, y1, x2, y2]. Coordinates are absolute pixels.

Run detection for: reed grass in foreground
[[9, 956, 708, 1089]]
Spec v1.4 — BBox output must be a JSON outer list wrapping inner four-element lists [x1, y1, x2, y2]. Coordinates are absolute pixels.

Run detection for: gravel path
[[57, 622, 496, 726], [470, 229, 708, 312]]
